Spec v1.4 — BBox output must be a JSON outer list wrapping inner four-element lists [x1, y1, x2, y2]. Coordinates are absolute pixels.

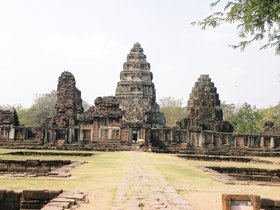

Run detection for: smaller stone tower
[[54, 71, 83, 127], [182, 75, 232, 132]]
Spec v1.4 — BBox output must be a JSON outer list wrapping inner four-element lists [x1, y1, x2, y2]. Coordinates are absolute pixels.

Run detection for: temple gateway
[[0, 43, 279, 151]]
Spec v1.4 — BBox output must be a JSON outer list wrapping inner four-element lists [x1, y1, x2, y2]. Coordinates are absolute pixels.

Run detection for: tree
[[259, 103, 280, 127], [221, 101, 236, 121], [193, 0, 280, 54], [227, 102, 262, 134], [159, 97, 185, 127], [18, 90, 57, 127]]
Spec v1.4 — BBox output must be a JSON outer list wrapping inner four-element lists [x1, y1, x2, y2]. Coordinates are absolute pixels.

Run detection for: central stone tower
[[115, 42, 165, 127]]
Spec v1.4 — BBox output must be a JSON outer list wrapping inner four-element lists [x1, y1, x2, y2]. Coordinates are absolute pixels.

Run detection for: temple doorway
[[132, 129, 138, 143]]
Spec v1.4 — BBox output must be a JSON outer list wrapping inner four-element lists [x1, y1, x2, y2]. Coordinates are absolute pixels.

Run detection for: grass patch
[[0, 150, 130, 210]]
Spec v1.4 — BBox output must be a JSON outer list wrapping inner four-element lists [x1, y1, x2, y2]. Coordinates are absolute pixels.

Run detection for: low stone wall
[[0, 159, 70, 174], [5, 151, 94, 156], [0, 189, 61, 210], [178, 154, 252, 162], [42, 190, 87, 210], [208, 166, 280, 183], [0, 189, 86, 210], [0, 159, 84, 178], [178, 154, 272, 164]]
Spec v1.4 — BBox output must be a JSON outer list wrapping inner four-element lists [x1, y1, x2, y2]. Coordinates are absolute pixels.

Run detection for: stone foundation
[[178, 154, 272, 163], [207, 166, 280, 183], [4, 151, 94, 156], [0, 189, 86, 210], [0, 159, 85, 178]]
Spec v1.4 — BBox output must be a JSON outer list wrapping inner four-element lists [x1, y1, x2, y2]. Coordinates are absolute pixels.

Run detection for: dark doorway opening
[[132, 130, 138, 143]]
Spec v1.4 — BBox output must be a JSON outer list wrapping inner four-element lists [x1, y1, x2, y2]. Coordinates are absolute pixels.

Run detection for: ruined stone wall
[[262, 121, 280, 136], [79, 96, 123, 141], [0, 189, 61, 210], [79, 96, 122, 123], [0, 109, 19, 126], [54, 71, 83, 127]]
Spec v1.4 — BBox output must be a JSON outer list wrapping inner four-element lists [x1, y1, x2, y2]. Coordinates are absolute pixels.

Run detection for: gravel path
[[112, 152, 194, 210]]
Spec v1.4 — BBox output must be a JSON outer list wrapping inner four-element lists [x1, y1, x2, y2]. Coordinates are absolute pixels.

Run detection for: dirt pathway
[[111, 152, 194, 210]]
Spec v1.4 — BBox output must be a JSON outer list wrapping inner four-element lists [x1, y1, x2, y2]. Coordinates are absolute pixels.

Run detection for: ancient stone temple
[[181, 75, 232, 132], [77, 43, 166, 145], [1, 43, 279, 151], [115, 42, 165, 127]]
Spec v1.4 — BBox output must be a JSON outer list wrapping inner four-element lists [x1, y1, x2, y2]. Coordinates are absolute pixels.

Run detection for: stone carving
[[53, 71, 83, 127], [182, 75, 232, 132], [115, 42, 166, 126], [123, 99, 147, 122]]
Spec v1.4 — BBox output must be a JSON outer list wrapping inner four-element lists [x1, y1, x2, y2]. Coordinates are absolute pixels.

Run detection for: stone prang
[[115, 42, 165, 126], [0, 109, 19, 126], [54, 71, 83, 127], [182, 75, 232, 132]]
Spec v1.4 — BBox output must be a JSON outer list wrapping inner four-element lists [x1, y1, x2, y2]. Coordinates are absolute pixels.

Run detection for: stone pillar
[[211, 133, 215, 145], [233, 136, 237, 146], [108, 129, 112, 140], [68, 128, 75, 143], [128, 129, 132, 144], [170, 130, 173, 142], [260, 136, 264, 147], [81, 129, 84, 141], [44, 130, 48, 144], [9, 128, 15, 140], [189, 132, 192, 146], [198, 132, 204, 147], [270, 137, 275, 148]]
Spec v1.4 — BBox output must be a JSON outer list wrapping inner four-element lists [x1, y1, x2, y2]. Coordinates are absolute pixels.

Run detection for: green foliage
[[159, 97, 185, 127], [223, 102, 262, 134], [221, 101, 236, 121], [17, 90, 57, 127], [193, 0, 280, 54], [259, 103, 280, 127]]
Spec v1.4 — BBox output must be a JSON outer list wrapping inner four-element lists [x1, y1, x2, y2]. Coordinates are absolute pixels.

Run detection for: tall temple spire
[[116, 42, 155, 101], [115, 43, 165, 126]]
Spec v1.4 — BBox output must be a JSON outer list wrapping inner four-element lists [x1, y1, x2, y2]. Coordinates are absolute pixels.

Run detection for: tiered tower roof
[[185, 74, 232, 132], [115, 43, 165, 126], [115, 42, 156, 102]]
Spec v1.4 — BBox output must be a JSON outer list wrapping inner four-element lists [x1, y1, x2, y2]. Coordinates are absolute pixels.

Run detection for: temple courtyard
[[0, 149, 279, 210]]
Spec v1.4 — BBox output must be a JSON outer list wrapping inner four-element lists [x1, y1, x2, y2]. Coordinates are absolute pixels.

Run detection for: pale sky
[[0, 0, 279, 108]]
